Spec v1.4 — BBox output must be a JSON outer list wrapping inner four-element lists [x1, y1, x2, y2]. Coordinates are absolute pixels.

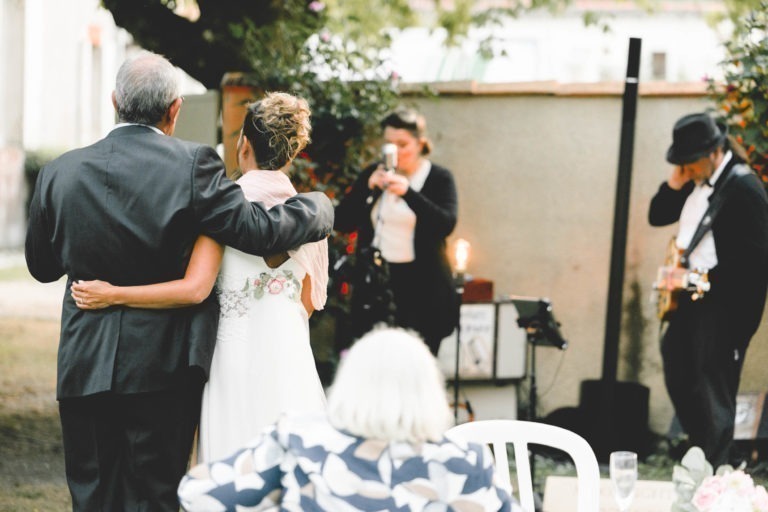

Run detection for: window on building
[[651, 52, 667, 81]]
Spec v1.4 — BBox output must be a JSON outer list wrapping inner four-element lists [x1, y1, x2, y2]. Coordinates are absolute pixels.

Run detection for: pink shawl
[[236, 170, 328, 311]]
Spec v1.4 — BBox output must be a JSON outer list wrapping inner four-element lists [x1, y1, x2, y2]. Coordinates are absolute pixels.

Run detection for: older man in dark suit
[[649, 112, 768, 468], [25, 51, 332, 511]]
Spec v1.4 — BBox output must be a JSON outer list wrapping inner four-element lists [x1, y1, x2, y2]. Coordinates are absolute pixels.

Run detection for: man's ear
[[162, 97, 184, 135], [238, 134, 251, 160], [111, 91, 118, 111], [168, 97, 183, 124]]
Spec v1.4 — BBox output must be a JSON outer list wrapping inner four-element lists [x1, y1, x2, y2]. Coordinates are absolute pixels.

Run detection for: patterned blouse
[[178, 413, 519, 511]]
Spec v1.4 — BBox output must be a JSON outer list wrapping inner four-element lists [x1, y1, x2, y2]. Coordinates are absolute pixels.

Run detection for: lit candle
[[454, 238, 470, 274]]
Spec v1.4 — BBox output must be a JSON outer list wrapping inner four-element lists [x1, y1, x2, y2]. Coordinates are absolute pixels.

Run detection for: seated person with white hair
[[177, 327, 519, 511]]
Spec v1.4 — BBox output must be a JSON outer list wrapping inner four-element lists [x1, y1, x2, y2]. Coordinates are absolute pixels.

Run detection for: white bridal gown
[[198, 247, 327, 462]]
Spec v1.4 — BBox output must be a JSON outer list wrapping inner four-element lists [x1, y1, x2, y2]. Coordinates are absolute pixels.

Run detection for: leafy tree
[[102, 0, 264, 89], [709, 0, 768, 181], [713, 0, 765, 25]]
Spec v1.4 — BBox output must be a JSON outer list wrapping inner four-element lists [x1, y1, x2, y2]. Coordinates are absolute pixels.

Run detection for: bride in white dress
[[199, 149, 328, 460], [70, 92, 328, 461]]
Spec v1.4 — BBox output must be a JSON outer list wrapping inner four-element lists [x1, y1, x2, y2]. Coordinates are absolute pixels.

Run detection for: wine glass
[[610, 451, 637, 512]]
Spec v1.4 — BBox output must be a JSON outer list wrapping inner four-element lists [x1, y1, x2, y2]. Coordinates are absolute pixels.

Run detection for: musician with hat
[[649, 112, 768, 467]]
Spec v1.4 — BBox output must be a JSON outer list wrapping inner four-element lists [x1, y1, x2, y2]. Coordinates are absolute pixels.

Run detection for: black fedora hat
[[666, 113, 728, 165]]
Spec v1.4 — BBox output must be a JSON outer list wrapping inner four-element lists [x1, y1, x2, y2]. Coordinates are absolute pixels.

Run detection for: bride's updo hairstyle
[[326, 327, 451, 444], [242, 92, 311, 171]]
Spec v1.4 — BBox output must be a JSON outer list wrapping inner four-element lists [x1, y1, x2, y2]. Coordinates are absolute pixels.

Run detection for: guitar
[[652, 237, 711, 321]]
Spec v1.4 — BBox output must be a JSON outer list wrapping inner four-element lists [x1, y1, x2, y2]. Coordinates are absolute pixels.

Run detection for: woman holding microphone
[[335, 107, 460, 355]]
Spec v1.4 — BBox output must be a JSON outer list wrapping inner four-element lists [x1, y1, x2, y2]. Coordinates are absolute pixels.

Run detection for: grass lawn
[[0, 317, 69, 511]]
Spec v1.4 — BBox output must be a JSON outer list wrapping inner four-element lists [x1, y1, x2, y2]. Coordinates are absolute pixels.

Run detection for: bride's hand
[[71, 280, 115, 310]]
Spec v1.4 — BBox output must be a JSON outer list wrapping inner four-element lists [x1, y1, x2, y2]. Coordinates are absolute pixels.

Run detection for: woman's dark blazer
[[335, 162, 460, 340]]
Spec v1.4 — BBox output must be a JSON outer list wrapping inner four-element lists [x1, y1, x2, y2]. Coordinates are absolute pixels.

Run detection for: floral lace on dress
[[217, 269, 302, 318]]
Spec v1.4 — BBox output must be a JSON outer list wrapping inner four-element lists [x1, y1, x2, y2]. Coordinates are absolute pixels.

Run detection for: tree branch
[[101, 0, 277, 88]]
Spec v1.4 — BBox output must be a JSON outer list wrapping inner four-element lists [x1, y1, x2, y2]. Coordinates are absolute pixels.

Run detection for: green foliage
[[324, 0, 414, 47], [238, 0, 398, 178], [710, 0, 765, 26], [437, 0, 474, 46], [709, 1, 768, 181], [671, 447, 713, 512]]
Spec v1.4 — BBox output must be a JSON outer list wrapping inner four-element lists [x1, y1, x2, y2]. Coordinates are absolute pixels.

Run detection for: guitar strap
[[679, 164, 751, 268]]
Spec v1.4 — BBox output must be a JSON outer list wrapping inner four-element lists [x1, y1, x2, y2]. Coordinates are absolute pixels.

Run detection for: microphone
[[367, 144, 398, 205], [382, 143, 397, 173]]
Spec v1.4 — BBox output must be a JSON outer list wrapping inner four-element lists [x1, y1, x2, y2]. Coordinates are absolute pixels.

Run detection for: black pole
[[528, 340, 537, 421], [527, 335, 538, 495], [601, 38, 641, 383]]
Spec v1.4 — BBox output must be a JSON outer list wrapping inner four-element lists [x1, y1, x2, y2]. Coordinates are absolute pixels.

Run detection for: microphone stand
[[453, 271, 465, 424]]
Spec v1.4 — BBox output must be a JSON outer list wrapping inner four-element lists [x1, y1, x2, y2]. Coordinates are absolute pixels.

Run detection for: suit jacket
[[335, 162, 459, 338], [649, 156, 768, 342], [26, 125, 333, 399]]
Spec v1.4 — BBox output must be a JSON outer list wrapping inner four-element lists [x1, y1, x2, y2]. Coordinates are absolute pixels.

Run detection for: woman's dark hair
[[380, 107, 432, 156]]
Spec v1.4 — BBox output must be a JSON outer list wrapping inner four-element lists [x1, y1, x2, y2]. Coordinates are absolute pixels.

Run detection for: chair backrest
[[446, 419, 600, 512]]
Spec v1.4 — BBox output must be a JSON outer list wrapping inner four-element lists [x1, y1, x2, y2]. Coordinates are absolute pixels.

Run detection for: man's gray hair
[[114, 51, 181, 125]]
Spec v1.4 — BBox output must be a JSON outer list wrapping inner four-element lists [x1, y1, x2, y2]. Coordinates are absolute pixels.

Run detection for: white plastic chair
[[446, 419, 600, 512]]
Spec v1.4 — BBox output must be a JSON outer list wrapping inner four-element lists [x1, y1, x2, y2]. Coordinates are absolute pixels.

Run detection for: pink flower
[[308, 1, 325, 12], [692, 471, 767, 511], [676, 448, 768, 512], [693, 479, 721, 511], [253, 278, 261, 287], [267, 277, 285, 294]]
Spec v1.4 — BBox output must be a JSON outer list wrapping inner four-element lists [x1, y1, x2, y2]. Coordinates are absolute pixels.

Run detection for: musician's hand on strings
[[667, 165, 691, 190]]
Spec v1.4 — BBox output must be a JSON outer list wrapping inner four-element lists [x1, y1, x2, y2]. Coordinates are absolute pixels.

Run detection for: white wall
[[1, 0, 25, 146], [21, 0, 204, 152], [23, 0, 126, 149]]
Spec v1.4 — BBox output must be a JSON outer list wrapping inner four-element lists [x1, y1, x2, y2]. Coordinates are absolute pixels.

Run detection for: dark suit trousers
[[661, 294, 746, 468], [59, 380, 204, 512]]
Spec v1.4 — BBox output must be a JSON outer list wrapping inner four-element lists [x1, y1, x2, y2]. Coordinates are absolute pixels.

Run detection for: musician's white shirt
[[676, 151, 731, 271]]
